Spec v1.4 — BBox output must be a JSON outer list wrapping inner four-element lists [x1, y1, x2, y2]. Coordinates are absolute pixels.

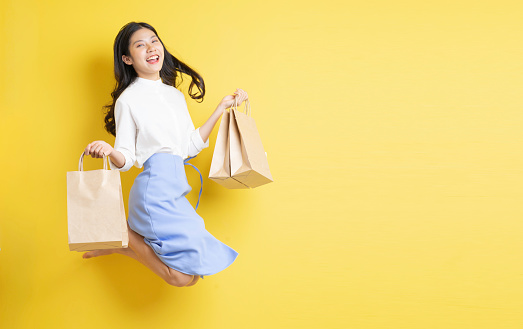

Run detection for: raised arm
[[198, 89, 249, 142]]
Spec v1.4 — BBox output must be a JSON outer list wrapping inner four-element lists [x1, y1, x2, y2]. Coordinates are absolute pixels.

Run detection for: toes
[[82, 250, 104, 258], [82, 249, 117, 259]]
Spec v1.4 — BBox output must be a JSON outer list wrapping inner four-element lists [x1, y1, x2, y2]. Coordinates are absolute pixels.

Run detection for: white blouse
[[109, 77, 209, 172]]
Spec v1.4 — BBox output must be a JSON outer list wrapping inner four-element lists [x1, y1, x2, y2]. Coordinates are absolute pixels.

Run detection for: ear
[[122, 54, 133, 65]]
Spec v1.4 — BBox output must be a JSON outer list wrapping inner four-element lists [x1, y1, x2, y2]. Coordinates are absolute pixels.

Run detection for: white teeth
[[147, 55, 159, 61]]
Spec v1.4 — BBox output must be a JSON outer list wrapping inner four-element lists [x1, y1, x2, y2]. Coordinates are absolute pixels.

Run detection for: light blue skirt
[[128, 153, 238, 279]]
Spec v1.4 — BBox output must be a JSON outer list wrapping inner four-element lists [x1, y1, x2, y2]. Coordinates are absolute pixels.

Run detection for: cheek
[[133, 51, 145, 65]]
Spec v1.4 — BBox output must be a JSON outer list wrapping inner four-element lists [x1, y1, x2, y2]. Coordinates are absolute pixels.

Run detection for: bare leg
[[83, 223, 194, 287]]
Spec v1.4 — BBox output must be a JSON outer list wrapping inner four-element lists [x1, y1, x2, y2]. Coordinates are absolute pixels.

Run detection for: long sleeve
[[109, 99, 137, 172], [187, 126, 210, 158]]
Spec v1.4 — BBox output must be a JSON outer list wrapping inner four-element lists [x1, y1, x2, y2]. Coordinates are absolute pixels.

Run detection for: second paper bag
[[229, 100, 273, 188], [67, 153, 129, 251], [209, 110, 248, 188]]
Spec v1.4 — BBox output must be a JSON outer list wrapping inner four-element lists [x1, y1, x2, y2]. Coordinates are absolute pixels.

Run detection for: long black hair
[[103, 22, 205, 136]]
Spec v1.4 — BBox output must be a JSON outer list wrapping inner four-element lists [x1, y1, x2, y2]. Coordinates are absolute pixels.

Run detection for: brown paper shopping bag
[[229, 99, 273, 188], [209, 110, 249, 189], [67, 152, 129, 251]]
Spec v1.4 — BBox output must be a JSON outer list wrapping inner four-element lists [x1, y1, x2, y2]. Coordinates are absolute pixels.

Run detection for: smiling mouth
[[146, 55, 160, 64]]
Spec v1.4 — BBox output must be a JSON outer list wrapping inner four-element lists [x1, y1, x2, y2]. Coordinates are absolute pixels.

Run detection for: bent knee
[[186, 275, 200, 287], [164, 273, 194, 287]]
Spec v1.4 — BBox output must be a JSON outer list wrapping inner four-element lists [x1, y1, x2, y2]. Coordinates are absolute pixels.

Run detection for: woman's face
[[122, 28, 164, 80]]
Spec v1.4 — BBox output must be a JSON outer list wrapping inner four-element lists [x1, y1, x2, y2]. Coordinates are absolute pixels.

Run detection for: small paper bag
[[209, 110, 249, 189], [67, 152, 129, 251], [229, 100, 273, 188]]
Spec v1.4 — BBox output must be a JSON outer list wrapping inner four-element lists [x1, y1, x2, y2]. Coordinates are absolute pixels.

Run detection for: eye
[[153, 39, 158, 43]]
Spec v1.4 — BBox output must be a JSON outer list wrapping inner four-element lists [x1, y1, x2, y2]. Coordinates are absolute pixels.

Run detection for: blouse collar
[[134, 76, 163, 87]]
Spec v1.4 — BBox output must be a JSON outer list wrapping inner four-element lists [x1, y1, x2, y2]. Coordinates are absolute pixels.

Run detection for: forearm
[[108, 149, 126, 169], [198, 104, 226, 143]]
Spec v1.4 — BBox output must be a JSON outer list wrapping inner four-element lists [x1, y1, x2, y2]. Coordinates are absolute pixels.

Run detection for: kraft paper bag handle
[[78, 152, 109, 171], [233, 97, 251, 117]]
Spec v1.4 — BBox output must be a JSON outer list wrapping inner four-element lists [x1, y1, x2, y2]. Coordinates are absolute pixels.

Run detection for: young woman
[[83, 22, 247, 287]]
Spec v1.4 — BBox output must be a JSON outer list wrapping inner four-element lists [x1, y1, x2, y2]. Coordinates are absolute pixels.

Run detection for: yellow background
[[0, 0, 522, 328]]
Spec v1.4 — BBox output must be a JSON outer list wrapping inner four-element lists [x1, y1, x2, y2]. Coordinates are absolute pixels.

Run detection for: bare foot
[[82, 249, 117, 259]]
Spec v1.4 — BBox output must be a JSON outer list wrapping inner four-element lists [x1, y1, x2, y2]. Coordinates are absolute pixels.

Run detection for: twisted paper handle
[[233, 96, 251, 116], [78, 152, 109, 171]]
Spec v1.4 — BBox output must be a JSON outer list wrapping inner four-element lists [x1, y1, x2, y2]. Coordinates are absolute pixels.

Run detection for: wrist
[[216, 104, 227, 114]]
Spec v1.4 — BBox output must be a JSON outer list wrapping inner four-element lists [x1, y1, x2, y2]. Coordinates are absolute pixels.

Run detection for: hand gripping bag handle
[[232, 97, 251, 116]]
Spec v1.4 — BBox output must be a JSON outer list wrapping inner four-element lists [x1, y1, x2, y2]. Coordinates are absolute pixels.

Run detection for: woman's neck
[[137, 73, 160, 81]]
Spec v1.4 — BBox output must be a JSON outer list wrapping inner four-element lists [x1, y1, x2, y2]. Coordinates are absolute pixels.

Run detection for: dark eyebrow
[[132, 35, 158, 45]]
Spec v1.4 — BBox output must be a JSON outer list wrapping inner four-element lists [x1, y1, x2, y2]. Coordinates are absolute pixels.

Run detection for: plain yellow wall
[[1, 0, 523, 328]]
